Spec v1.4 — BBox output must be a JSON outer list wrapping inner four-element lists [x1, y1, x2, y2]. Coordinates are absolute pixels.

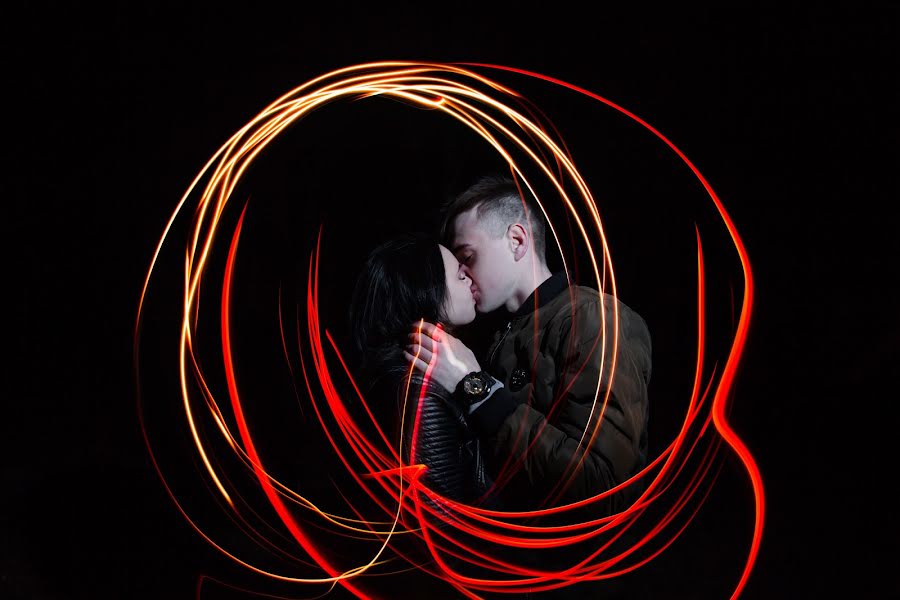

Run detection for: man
[[406, 174, 652, 520]]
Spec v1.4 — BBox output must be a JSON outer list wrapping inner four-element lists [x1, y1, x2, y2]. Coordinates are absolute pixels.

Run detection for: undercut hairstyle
[[348, 232, 448, 384], [439, 174, 547, 263]]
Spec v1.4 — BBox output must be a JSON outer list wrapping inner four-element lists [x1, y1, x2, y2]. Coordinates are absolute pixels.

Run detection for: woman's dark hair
[[348, 232, 448, 386]]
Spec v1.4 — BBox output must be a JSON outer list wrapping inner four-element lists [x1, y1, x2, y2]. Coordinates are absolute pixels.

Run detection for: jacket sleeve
[[468, 294, 652, 515], [399, 377, 474, 504]]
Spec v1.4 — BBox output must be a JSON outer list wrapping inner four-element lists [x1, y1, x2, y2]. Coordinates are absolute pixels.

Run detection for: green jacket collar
[[511, 271, 569, 319]]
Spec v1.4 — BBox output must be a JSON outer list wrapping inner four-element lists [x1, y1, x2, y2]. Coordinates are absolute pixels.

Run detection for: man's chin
[[474, 296, 498, 314]]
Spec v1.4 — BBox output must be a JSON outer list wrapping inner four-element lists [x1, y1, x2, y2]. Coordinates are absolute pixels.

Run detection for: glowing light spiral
[[134, 61, 764, 599]]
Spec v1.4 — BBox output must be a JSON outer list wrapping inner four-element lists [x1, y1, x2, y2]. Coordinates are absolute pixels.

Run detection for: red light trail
[[134, 61, 763, 599]]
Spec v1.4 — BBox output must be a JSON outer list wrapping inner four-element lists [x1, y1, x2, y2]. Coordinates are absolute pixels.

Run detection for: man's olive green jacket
[[467, 272, 652, 517]]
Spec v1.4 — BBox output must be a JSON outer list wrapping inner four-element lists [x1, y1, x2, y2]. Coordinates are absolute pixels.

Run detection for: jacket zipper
[[487, 321, 512, 367]]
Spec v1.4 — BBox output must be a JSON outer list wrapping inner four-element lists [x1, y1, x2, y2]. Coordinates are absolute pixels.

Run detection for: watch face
[[464, 376, 485, 395], [463, 373, 491, 399]]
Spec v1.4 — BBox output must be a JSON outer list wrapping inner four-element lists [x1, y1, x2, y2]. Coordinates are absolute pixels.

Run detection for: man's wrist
[[467, 377, 504, 414], [465, 384, 519, 436], [446, 365, 478, 393]]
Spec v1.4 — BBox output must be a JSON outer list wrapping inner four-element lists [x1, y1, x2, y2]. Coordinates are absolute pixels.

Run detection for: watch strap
[[466, 385, 518, 436], [467, 377, 504, 414]]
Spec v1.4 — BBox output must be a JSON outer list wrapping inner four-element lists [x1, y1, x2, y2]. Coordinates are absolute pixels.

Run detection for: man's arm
[[405, 321, 481, 392], [469, 295, 652, 514]]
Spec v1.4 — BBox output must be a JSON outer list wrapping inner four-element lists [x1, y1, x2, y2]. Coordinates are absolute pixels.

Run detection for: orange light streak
[[135, 61, 763, 598]]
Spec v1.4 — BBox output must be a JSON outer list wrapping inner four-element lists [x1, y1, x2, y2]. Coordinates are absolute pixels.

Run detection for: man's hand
[[404, 320, 481, 392]]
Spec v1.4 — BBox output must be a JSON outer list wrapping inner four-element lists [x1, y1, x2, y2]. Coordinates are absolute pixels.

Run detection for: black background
[[6, 3, 897, 599]]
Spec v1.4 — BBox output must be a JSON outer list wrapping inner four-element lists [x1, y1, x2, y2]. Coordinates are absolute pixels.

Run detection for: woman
[[348, 232, 492, 505]]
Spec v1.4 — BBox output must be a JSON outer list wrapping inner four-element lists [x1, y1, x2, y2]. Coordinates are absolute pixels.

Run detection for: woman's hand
[[404, 320, 481, 392]]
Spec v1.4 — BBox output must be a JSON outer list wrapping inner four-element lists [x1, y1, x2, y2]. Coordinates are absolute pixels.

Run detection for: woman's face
[[439, 244, 476, 326]]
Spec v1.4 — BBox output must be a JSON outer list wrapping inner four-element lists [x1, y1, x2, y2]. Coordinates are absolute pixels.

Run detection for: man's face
[[451, 208, 515, 314]]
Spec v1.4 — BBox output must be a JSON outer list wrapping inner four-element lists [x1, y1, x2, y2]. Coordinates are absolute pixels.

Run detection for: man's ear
[[508, 223, 528, 261]]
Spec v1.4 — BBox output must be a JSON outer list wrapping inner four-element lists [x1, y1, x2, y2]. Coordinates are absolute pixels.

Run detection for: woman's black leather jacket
[[368, 370, 493, 505]]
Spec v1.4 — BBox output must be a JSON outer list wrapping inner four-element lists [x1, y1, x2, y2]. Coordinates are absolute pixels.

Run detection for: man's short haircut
[[439, 174, 547, 262]]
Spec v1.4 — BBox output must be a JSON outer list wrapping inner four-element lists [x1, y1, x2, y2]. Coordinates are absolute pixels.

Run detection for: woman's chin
[[454, 312, 477, 327]]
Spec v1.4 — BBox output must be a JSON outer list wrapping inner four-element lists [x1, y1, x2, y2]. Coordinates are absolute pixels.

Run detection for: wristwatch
[[457, 370, 494, 405]]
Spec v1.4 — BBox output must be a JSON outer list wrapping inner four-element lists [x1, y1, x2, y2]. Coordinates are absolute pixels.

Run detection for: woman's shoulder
[[367, 366, 452, 399], [403, 372, 453, 399]]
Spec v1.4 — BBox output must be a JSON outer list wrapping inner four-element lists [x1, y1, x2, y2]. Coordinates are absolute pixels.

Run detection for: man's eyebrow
[[452, 243, 471, 253]]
